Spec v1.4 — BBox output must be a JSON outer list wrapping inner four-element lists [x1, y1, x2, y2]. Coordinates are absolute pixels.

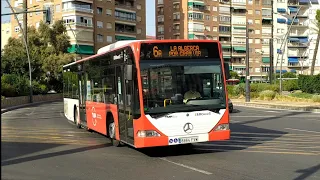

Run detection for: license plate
[[179, 137, 198, 144], [169, 136, 199, 145]]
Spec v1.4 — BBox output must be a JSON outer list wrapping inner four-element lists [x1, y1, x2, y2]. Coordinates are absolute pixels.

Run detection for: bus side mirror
[[125, 65, 133, 81], [224, 62, 230, 80]]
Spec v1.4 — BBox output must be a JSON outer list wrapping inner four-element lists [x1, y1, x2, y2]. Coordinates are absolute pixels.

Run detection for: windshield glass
[[139, 59, 226, 115]]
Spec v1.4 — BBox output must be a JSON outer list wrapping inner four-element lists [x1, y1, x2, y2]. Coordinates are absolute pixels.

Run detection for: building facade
[[10, 0, 146, 58], [156, 0, 320, 80], [1, 22, 12, 50]]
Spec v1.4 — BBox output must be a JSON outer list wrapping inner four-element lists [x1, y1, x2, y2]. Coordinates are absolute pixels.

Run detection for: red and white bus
[[63, 40, 231, 148]]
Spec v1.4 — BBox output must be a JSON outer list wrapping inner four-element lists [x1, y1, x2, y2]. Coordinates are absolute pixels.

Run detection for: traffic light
[[44, 7, 51, 24]]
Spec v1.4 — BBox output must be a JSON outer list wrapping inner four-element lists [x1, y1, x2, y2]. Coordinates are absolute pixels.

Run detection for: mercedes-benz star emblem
[[183, 123, 193, 134]]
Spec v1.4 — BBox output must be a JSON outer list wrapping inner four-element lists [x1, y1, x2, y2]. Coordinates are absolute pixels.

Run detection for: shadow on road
[[138, 123, 287, 157], [1, 142, 112, 166], [294, 164, 320, 180]]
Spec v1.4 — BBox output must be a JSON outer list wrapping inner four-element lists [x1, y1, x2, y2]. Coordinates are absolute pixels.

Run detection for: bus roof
[[63, 39, 221, 68]]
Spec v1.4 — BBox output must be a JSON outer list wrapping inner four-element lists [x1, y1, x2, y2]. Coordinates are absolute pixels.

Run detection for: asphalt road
[[2, 102, 320, 180]]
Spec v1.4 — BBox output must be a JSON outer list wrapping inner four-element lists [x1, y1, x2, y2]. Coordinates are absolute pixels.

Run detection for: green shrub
[[233, 83, 245, 96], [312, 95, 320, 102], [250, 92, 259, 99], [259, 90, 276, 100], [283, 80, 299, 91], [32, 81, 48, 95], [289, 92, 313, 99], [298, 74, 320, 94], [226, 85, 235, 96], [1, 74, 29, 96]]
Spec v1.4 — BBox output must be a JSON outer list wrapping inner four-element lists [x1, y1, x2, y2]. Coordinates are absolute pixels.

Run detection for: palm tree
[[310, 10, 320, 75]]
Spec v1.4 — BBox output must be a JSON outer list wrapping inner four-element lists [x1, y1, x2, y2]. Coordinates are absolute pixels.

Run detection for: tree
[[310, 10, 320, 75], [1, 20, 75, 94]]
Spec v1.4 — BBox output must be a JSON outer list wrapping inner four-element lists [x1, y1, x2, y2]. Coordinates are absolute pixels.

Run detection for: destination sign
[[140, 42, 219, 60]]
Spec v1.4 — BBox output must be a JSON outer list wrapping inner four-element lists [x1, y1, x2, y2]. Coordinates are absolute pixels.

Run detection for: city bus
[[62, 39, 231, 148]]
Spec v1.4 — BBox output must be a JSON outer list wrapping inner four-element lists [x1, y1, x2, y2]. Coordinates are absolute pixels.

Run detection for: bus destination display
[[140, 42, 219, 60], [153, 45, 202, 58]]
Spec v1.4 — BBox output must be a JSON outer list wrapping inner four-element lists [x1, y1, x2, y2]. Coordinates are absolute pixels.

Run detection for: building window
[[106, 23, 112, 29], [106, 9, 112, 16], [137, 28, 142, 34], [97, 34, 103, 42], [97, 21, 103, 28], [107, 36, 112, 43], [255, 10, 260, 15], [137, 4, 141, 10], [56, 4, 60, 12], [97, 7, 103, 14]]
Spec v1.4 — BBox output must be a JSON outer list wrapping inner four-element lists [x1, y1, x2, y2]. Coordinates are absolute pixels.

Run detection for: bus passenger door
[[115, 66, 127, 141], [78, 71, 87, 126]]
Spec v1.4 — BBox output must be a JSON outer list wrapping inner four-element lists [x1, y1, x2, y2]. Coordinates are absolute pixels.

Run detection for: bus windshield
[[139, 59, 226, 115]]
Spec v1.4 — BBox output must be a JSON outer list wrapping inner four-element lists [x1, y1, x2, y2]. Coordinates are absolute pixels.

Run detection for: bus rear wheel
[[74, 107, 81, 129], [108, 118, 121, 147]]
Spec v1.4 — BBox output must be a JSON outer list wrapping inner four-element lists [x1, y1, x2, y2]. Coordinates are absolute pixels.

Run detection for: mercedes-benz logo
[[183, 122, 193, 134]]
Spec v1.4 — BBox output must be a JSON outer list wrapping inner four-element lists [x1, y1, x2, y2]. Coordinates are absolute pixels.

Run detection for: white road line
[[285, 128, 320, 134], [231, 116, 276, 118], [159, 157, 212, 175]]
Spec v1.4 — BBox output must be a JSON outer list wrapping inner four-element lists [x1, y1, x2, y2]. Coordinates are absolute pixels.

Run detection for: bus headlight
[[214, 124, 229, 131], [137, 130, 161, 137]]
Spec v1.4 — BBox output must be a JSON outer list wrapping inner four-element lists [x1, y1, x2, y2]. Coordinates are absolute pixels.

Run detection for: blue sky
[[1, 0, 156, 36]]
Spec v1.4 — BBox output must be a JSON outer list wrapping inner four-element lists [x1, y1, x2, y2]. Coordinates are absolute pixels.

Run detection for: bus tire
[[74, 106, 81, 129], [107, 115, 121, 147]]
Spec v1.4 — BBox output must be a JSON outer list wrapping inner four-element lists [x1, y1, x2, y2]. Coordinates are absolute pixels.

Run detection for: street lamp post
[[277, 6, 302, 95], [245, 21, 250, 102], [5, 0, 33, 103]]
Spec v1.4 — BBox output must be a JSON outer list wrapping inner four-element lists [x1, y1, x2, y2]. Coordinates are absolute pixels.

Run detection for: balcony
[[65, 22, 93, 28], [115, 13, 136, 22], [115, 23, 136, 34], [115, 0, 134, 9], [63, 7, 93, 14], [287, 42, 308, 48], [288, 0, 311, 6], [173, 29, 180, 34], [288, 51, 308, 57], [220, 0, 230, 4]]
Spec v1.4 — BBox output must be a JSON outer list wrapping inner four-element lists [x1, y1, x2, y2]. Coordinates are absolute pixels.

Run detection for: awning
[[289, 37, 300, 42], [188, 1, 204, 6], [262, 18, 272, 21], [262, 57, 270, 63], [222, 45, 231, 48], [277, 18, 286, 23], [223, 56, 231, 59], [67, 45, 94, 55], [233, 7, 246, 10], [287, 19, 299, 24], [233, 46, 246, 51], [276, 70, 288, 73], [299, 0, 310, 3], [233, 26, 246, 29], [188, 34, 194, 39], [277, 8, 286, 13], [115, 35, 136, 40], [277, 49, 282, 54], [288, 7, 298, 13], [299, 38, 308, 43], [288, 57, 299, 63], [310, 0, 319, 4]]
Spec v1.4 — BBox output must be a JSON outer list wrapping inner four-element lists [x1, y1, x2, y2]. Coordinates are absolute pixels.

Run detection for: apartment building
[[156, 0, 320, 80], [10, 0, 146, 58], [1, 22, 12, 50], [274, 0, 320, 75]]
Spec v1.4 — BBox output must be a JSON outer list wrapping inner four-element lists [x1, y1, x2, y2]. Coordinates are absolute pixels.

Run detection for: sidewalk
[[1, 100, 60, 114], [231, 99, 320, 112]]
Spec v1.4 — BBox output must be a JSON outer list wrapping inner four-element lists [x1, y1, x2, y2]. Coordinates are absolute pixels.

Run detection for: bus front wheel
[[108, 117, 121, 147]]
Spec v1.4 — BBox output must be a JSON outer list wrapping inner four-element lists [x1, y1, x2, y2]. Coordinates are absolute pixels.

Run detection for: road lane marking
[[195, 148, 319, 156], [285, 128, 320, 134], [159, 157, 212, 175]]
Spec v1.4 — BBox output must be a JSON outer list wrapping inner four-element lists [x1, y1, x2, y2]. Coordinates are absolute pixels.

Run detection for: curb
[[233, 102, 320, 113], [1, 100, 61, 114]]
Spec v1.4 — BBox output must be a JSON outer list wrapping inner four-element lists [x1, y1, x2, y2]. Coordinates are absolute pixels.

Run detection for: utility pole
[[23, 0, 27, 44], [269, 0, 274, 84], [245, 20, 250, 102]]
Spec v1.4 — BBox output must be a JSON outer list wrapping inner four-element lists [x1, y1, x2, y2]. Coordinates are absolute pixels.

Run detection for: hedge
[[298, 74, 320, 94]]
